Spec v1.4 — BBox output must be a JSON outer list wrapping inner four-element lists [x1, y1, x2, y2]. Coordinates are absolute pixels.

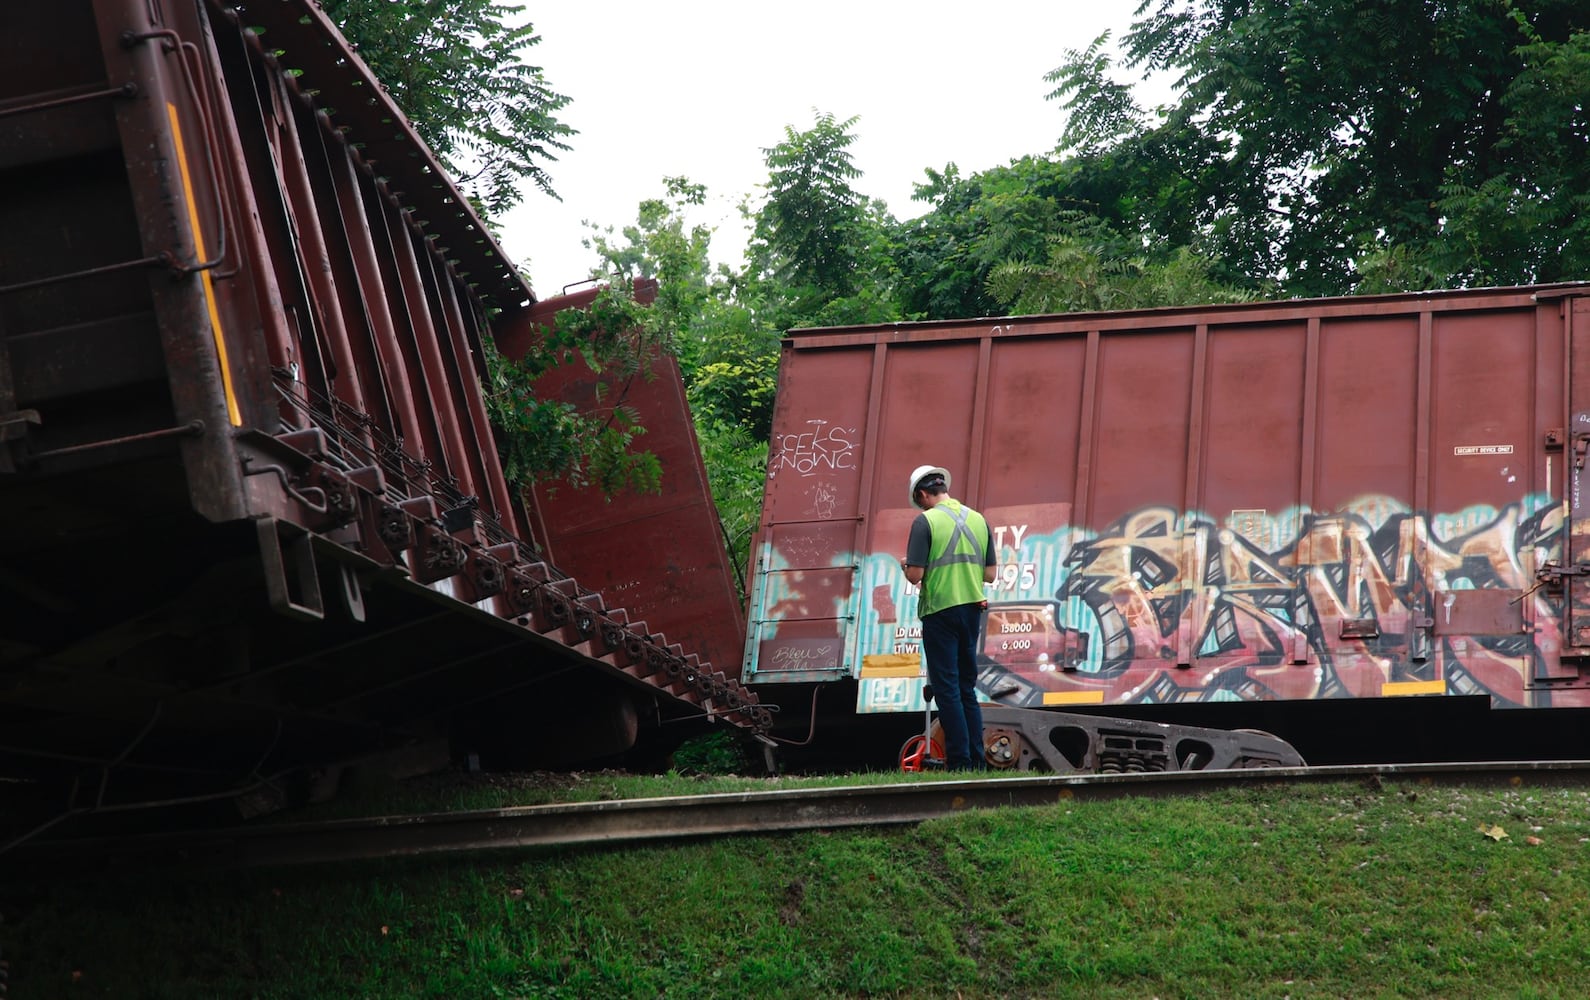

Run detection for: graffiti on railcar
[[1038, 498, 1563, 709], [801, 494, 1582, 713], [767, 419, 859, 479]]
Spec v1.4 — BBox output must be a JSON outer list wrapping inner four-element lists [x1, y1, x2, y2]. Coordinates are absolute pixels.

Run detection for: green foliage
[[1083, 0, 1590, 294], [1351, 241, 1450, 296], [689, 357, 777, 441], [747, 111, 904, 330], [896, 155, 1162, 320], [669, 730, 755, 775], [751, 111, 866, 296], [1046, 31, 1147, 154], [320, 0, 574, 220], [987, 215, 1260, 314], [691, 419, 769, 594], [1421, 28, 1590, 285], [481, 323, 661, 496]]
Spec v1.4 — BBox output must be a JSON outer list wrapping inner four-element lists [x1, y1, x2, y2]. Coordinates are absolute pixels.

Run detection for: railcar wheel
[[899, 734, 943, 773]]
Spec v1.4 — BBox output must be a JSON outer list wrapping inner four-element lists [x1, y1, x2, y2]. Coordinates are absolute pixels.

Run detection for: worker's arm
[[903, 513, 930, 587]]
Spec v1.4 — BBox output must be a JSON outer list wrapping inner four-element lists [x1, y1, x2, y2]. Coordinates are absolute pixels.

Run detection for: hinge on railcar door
[[1408, 609, 1435, 662], [1531, 560, 1590, 597], [1534, 561, 1590, 658]]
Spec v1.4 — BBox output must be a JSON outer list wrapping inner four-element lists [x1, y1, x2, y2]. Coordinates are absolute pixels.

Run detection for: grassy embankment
[[6, 769, 1590, 998]]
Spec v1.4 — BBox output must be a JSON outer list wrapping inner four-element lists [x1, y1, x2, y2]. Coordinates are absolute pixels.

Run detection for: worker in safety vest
[[900, 465, 996, 771]]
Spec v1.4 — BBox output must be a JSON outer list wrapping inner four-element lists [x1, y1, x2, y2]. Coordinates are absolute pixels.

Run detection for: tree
[[987, 214, 1257, 314], [892, 160, 1067, 320], [751, 111, 865, 296], [583, 179, 778, 587], [1420, 28, 1590, 285], [746, 112, 903, 330], [1046, 31, 1146, 156], [1055, 1, 1590, 294], [320, 0, 575, 220]]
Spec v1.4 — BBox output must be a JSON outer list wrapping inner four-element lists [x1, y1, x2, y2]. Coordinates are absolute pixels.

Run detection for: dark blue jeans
[[921, 602, 985, 770]]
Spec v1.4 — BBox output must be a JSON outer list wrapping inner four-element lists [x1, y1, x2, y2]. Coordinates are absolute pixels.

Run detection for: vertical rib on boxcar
[[0, 0, 765, 817]]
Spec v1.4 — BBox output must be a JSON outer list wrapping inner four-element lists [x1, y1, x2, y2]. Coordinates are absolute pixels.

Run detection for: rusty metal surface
[[496, 283, 749, 683], [12, 759, 1590, 876], [0, 0, 764, 818], [204, 0, 531, 310], [745, 285, 1590, 722]]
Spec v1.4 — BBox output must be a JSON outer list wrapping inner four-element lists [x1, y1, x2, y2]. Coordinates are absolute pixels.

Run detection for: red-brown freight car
[[745, 286, 1590, 764], [0, 0, 762, 820], [496, 282, 747, 679]]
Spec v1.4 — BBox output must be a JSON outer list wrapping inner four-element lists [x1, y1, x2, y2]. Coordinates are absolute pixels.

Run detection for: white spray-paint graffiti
[[767, 419, 858, 479], [811, 481, 838, 520]]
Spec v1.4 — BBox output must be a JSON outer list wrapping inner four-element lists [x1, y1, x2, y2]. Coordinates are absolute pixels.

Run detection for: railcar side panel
[[745, 289, 1590, 722]]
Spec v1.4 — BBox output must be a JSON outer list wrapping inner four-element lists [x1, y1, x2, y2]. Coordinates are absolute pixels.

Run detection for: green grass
[[7, 779, 1590, 998]]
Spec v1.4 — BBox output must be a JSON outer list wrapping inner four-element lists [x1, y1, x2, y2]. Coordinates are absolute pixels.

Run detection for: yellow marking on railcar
[[1042, 690, 1106, 705], [859, 653, 922, 678], [167, 101, 241, 426], [1381, 679, 1447, 696]]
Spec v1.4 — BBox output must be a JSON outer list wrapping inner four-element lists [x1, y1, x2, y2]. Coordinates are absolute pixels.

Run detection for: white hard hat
[[908, 464, 951, 510]]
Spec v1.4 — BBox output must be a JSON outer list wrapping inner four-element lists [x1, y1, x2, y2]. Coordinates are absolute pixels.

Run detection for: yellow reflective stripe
[[1043, 690, 1106, 705], [167, 101, 241, 427], [1382, 679, 1446, 696], [859, 653, 922, 678]]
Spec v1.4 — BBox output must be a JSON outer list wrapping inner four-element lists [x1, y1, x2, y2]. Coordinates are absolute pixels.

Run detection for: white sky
[[497, 1, 1158, 299]]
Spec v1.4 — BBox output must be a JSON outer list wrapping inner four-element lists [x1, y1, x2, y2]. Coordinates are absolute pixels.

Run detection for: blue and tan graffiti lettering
[[747, 495, 1587, 713]]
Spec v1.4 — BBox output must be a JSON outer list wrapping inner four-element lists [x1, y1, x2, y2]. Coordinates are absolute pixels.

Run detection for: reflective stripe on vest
[[927, 502, 983, 570], [919, 499, 988, 618]]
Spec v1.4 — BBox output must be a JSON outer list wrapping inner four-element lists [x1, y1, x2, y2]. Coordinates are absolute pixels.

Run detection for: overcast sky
[[496, 2, 1159, 298]]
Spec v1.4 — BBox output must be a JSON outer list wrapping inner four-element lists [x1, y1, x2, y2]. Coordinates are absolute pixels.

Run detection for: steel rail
[[12, 759, 1590, 878]]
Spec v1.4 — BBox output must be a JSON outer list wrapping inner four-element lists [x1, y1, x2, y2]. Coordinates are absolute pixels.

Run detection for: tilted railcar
[[496, 282, 748, 680], [0, 0, 763, 821], [743, 285, 1590, 765]]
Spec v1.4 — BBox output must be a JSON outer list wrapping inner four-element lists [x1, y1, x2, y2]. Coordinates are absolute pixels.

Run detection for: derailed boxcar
[[0, 0, 762, 817], [744, 286, 1590, 762], [496, 283, 748, 680]]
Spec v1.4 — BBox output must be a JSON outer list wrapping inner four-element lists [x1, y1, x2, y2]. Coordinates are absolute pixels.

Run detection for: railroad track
[[8, 759, 1590, 879]]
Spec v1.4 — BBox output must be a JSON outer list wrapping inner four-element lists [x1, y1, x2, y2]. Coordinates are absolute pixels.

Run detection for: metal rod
[[0, 82, 136, 120], [0, 254, 168, 297], [30, 421, 205, 460]]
